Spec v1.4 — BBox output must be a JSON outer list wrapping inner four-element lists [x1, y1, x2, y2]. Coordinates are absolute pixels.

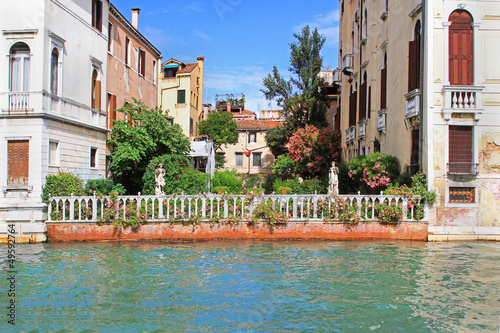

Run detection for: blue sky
[[112, 0, 340, 113]]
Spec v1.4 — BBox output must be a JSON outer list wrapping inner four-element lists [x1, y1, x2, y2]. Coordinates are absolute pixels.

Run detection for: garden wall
[[46, 221, 428, 242]]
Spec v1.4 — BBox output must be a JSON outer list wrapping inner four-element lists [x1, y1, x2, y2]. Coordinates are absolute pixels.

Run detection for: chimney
[[131, 8, 140, 30]]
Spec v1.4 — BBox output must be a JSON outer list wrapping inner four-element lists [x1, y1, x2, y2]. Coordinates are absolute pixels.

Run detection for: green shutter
[[177, 90, 185, 104]]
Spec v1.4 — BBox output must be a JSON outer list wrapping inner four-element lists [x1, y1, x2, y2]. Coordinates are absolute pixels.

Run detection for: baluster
[[469, 92, 475, 109], [92, 194, 97, 221], [452, 91, 458, 108]]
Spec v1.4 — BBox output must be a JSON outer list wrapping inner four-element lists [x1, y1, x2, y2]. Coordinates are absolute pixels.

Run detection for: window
[[380, 53, 387, 109], [92, 0, 103, 32], [177, 90, 186, 104], [249, 132, 256, 143], [7, 140, 29, 186], [235, 153, 243, 167], [91, 69, 101, 110], [9, 42, 30, 93], [153, 60, 157, 82], [49, 140, 59, 166], [90, 147, 97, 168], [108, 22, 113, 52], [410, 128, 420, 167], [164, 67, 177, 78], [190, 118, 194, 135], [449, 187, 475, 203], [449, 10, 473, 86], [448, 126, 475, 174], [138, 48, 146, 76], [50, 48, 59, 95], [252, 153, 262, 167], [408, 21, 421, 92], [125, 37, 130, 65]]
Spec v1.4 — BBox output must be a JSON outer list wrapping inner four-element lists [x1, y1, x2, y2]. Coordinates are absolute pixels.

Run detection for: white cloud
[[142, 26, 187, 49], [183, 2, 203, 14], [193, 30, 212, 43], [293, 9, 340, 46]]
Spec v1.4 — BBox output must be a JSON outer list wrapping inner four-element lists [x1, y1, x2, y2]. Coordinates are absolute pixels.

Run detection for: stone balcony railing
[[442, 85, 484, 120], [377, 109, 386, 133], [342, 54, 354, 75], [345, 125, 356, 144], [4, 92, 32, 111], [47, 193, 427, 224], [358, 121, 366, 139], [333, 68, 342, 85], [447, 162, 479, 176], [405, 89, 420, 119]]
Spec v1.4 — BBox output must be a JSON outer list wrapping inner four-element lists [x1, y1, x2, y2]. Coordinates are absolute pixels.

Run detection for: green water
[[1, 241, 499, 332]]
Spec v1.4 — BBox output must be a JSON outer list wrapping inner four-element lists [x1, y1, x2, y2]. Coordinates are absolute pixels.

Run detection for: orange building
[[106, 5, 162, 156]]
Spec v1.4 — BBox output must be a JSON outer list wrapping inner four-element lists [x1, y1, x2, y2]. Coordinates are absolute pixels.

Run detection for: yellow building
[[158, 57, 204, 138]]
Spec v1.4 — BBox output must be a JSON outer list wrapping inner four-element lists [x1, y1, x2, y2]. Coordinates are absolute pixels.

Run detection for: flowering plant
[[250, 201, 290, 226], [99, 192, 146, 229], [348, 152, 399, 192], [288, 125, 341, 179], [317, 196, 360, 224], [376, 201, 403, 224]]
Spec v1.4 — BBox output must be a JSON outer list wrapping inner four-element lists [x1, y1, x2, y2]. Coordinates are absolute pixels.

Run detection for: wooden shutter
[[408, 40, 419, 92], [367, 86, 371, 118], [109, 94, 116, 129], [380, 67, 387, 109], [349, 88, 357, 127], [359, 82, 367, 120], [95, 80, 101, 111], [411, 128, 419, 165], [96, 0, 102, 32], [177, 90, 185, 104], [8, 140, 29, 186], [449, 126, 472, 163], [449, 11, 473, 86]]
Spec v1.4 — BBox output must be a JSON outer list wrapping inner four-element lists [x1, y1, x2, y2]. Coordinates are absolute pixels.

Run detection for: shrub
[[243, 175, 264, 189], [272, 155, 297, 179], [85, 179, 126, 196], [348, 152, 400, 193], [263, 174, 277, 194], [42, 172, 85, 204], [338, 161, 357, 194], [142, 154, 209, 195], [212, 170, 243, 194], [214, 186, 230, 194], [299, 178, 327, 194]]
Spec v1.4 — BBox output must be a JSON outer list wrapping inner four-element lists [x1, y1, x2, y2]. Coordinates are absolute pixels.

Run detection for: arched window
[[449, 10, 473, 85], [50, 48, 59, 95], [9, 42, 30, 92], [408, 20, 421, 92]]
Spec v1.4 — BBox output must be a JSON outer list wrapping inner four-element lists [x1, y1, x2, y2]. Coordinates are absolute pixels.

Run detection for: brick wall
[[46, 222, 428, 242]]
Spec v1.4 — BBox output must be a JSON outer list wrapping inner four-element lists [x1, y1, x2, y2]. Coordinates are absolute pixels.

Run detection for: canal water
[[1, 241, 499, 332]]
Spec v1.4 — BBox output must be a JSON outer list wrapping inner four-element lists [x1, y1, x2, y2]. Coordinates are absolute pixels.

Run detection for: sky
[[112, 0, 340, 114]]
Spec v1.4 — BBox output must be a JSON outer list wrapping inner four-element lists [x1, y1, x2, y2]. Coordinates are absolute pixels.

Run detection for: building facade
[[158, 57, 204, 139], [0, 0, 110, 224], [336, 0, 500, 236], [106, 5, 161, 157]]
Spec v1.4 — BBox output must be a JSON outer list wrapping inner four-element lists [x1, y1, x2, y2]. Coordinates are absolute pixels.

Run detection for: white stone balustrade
[[405, 90, 420, 118], [47, 193, 427, 223], [345, 126, 356, 144]]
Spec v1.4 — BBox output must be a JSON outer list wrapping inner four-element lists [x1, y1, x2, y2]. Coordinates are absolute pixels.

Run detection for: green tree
[[265, 125, 291, 156], [198, 110, 239, 152], [261, 25, 327, 131], [108, 99, 191, 194], [42, 172, 85, 204]]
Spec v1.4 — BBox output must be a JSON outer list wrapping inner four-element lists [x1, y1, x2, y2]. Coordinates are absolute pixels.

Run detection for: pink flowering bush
[[376, 201, 403, 224], [251, 201, 290, 226], [348, 152, 399, 193], [288, 125, 341, 179], [99, 192, 146, 229]]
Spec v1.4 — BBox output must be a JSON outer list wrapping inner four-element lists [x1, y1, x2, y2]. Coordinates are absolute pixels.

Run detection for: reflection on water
[[0, 241, 499, 332]]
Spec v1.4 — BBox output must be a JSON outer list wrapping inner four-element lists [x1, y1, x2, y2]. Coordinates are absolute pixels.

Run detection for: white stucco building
[[0, 0, 109, 227]]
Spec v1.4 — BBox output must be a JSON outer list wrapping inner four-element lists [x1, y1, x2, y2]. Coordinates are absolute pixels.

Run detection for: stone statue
[[328, 162, 339, 196], [155, 164, 166, 195]]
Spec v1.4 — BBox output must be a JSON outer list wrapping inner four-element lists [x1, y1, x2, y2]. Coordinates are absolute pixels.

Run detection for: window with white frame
[[90, 147, 98, 168], [125, 36, 130, 65], [235, 153, 243, 167], [50, 48, 59, 95], [108, 22, 113, 53], [49, 140, 60, 166], [252, 153, 261, 167], [9, 42, 30, 93]]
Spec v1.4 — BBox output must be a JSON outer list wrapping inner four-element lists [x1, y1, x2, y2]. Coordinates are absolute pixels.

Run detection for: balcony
[[7, 92, 31, 111], [342, 54, 354, 75], [447, 162, 479, 175], [404, 89, 420, 119], [406, 164, 420, 176], [333, 68, 342, 85], [442, 85, 484, 120], [358, 121, 366, 139], [345, 126, 356, 144], [377, 109, 386, 133]]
